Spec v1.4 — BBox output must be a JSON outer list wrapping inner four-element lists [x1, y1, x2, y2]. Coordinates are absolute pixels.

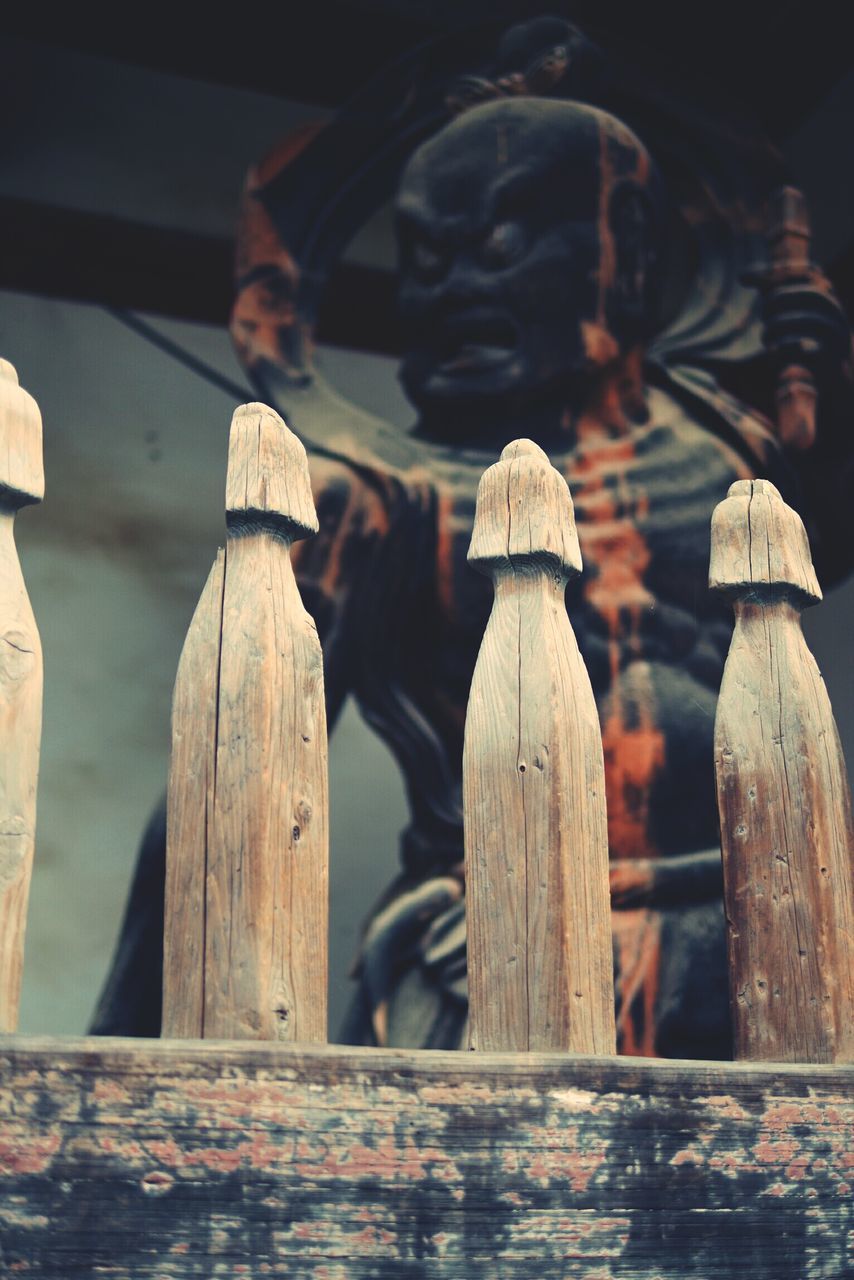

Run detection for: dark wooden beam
[[0, 198, 402, 355], [1, 1036, 852, 1277], [2, 7, 436, 110], [5, 4, 852, 135]]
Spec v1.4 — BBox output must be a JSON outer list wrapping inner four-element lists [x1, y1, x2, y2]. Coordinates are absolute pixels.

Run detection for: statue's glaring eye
[[478, 222, 527, 270]]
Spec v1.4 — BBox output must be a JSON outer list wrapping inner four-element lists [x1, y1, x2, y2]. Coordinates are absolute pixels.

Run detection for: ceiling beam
[[0, 198, 402, 356], [5, 5, 852, 133]]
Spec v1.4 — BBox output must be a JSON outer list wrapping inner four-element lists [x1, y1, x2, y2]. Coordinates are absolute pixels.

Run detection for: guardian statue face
[[395, 98, 662, 423]]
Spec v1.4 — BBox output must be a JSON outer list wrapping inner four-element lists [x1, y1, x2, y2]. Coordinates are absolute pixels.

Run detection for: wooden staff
[[767, 188, 817, 452], [0, 360, 44, 1033], [464, 439, 615, 1054], [711, 478, 854, 1062], [163, 403, 328, 1042]]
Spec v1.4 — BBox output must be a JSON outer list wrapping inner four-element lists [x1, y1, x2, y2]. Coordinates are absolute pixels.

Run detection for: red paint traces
[[0, 1134, 60, 1175], [754, 1138, 799, 1164], [145, 1132, 291, 1173], [611, 908, 661, 1057], [284, 1222, 399, 1259], [671, 1147, 705, 1167], [517, 1131, 606, 1191], [419, 1081, 498, 1106], [294, 1222, 326, 1241], [785, 1157, 810, 1181], [100, 1135, 145, 1161], [93, 1078, 132, 1106], [709, 1153, 742, 1178], [761, 1101, 826, 1130], [698, 1095, 750, 1121], [296, 1135, 428, 1182]]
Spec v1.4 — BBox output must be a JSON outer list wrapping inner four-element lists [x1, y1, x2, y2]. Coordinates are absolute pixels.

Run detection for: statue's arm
[[292, 453, 387, 731]]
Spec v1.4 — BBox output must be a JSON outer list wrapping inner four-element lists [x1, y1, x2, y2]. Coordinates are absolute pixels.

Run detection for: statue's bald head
[[396, 98, 664, 419]]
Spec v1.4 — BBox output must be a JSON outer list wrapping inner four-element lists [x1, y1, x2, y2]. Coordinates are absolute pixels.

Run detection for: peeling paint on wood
[[0, 1037, 851, 1277]]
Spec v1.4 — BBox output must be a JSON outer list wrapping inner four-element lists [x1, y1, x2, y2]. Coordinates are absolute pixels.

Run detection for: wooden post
[[0, 360, 44, 1033], [163, 403, 328, 1043], [710, 478, 854, 1062], [464, 439, 615, 1054]]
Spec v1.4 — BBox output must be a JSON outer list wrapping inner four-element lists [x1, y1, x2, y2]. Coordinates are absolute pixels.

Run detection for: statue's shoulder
[[304, 451, 395, 545], [644, 375, 780, 474]]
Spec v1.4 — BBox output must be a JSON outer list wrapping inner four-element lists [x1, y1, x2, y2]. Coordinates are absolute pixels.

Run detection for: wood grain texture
[[464, 439, 614, 1054], [711, 478, 854, 1062], [0, 360, 43, 1033], [162, 551, 225, 1037], [162, 404, 328, 1043], [0, 1035, 851, 1278]]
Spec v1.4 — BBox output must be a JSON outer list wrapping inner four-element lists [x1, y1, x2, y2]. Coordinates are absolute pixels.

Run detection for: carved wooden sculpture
[[0, 360, 43, 1033], [711, 479, 854, 1062], [464, 440, 613, 1053], [163, 404, 328, 1042], [94, 17, 854, 1058]]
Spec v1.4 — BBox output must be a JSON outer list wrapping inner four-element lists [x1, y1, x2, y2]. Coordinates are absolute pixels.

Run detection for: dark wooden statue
[[92, 17, 854, 1057]]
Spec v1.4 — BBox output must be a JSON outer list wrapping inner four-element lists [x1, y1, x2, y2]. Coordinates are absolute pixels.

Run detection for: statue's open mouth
[[436, 312, 518, 374]]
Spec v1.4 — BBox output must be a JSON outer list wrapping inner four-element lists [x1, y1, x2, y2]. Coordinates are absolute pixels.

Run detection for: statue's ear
[[608, 184, 658, 339]]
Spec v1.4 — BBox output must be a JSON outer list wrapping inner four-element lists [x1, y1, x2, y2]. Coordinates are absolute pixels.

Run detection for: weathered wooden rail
[[0, 364, 852, 1277]]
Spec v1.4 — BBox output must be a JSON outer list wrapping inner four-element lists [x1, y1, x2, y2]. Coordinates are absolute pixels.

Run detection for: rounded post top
[[0, 359, 44, 507], [226, 403, 318, 540], [499, 438, 550, 464], [468, 437, 582, 577], [709, 477, 821, 604]]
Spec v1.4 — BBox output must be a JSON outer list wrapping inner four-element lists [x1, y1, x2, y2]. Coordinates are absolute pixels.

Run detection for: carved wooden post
[[464, 439, 615, 1054], [711, 478, 854, 1062], [163, 403, 328, 1042], [0, 360, 44, 1033]]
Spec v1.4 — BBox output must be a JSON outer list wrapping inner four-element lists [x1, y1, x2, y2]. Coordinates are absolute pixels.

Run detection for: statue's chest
[[429, 419, 752, 682]]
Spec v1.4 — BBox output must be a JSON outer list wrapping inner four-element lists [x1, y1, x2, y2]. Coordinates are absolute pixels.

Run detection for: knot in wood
[[468, 437, 582, 577], [709, 478, 821, 604]]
